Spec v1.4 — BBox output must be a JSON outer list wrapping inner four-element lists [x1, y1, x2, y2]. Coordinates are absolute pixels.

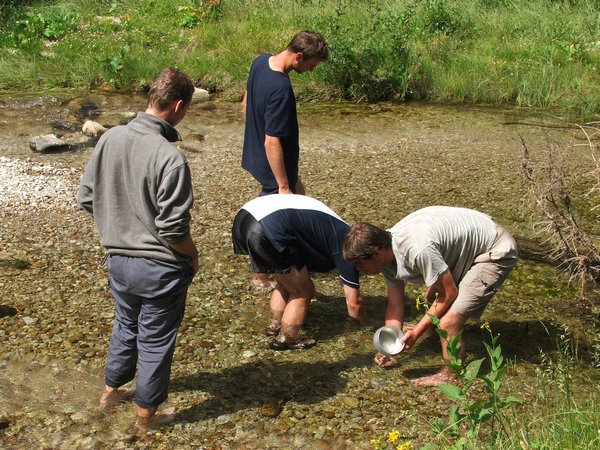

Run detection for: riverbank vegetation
[[0, 0, 599, 118]]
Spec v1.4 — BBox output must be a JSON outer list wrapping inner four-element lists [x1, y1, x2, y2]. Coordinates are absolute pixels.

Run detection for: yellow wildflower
[[415, 296, 423, 310], [480, 321, 490, 330], [370, 438, 382, 447], [396, 441, 414, 450], [388, 430, 400, 443]]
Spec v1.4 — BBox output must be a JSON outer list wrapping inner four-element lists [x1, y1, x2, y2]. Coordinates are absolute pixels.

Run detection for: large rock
[[29, 134, 69, 153], [191, 87, 210, 104], [82, 120, 108, 138]]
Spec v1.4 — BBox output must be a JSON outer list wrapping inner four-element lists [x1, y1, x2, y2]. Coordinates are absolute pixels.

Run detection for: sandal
[[264, 323, 281, 337], [269, 337, 316, 351]]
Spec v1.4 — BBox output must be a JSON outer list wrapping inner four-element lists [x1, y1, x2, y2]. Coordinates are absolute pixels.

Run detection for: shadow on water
[[172, 352, 374, 422], [401, 319, 581, 380], [305, 293, 422, 343], [0, 358, 142, 448]]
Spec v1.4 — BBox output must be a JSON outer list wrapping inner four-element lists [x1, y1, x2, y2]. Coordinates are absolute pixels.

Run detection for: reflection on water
[[0, 92, 598, 448], [0, 357, 141, 449]]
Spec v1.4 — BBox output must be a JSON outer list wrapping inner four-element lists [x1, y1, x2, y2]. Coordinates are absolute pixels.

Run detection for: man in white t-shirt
[[342, 206, 518, 385]]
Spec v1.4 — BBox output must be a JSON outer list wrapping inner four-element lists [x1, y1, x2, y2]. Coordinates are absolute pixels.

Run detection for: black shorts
[[232, 210, 302, 274]]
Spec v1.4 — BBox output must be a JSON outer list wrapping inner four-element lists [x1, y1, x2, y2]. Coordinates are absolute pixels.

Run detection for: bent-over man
[[342, 206, 518, 385], [232, 194, 367, 350]]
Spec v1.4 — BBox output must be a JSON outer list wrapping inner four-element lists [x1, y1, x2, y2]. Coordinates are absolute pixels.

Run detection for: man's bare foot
[[135, 407, 176, 430], [100, 387, 136, 408], [374, 352, 397, 368], [411, 371, 455, 386]]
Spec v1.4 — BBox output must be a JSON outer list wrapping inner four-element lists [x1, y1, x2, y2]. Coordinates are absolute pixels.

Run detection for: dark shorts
[[232, 209, 302, 274]]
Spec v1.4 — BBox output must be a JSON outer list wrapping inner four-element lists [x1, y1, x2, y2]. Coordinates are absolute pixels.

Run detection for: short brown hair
[[147, 68, 195, 111], [342, 222, 392, 260], [287, 31, 329, 61]]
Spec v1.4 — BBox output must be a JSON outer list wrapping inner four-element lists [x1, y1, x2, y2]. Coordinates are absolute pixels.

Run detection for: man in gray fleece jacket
[[78, 67, 198, 429]]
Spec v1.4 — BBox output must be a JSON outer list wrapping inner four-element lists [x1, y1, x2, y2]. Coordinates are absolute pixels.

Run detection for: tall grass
[[510, 329, 600, 450], [422, 325, 600, 449], [0, 0, 599, 116]]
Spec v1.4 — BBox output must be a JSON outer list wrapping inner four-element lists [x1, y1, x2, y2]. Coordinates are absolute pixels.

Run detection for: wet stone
[[29, 134, 69, 153], [73, 101, 99, 119], [0, 95, 597, 450], [258, 402, 283, 417], [0, 305, 18, 317]]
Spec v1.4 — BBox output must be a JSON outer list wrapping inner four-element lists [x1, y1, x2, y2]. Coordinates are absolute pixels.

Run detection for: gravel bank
[[0, 97, 594, 449]]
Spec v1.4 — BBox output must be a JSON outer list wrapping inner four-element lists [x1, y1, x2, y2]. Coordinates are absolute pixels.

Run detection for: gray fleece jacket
[[78, 112, 194, 263]]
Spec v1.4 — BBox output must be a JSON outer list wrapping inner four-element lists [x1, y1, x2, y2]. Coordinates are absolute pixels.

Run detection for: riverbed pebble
[[1, 97, 593, 450]]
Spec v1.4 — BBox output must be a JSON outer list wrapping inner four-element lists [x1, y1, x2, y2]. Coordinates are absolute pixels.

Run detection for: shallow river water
[[0, 92, 598, 449]]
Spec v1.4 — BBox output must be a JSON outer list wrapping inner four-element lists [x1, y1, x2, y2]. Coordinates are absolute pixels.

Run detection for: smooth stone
[[82, 120, 108, 137], [29, 135, 69, 153], [191, 87, 210, 104]]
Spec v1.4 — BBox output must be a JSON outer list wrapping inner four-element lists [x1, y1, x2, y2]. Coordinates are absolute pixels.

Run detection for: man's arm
[[385, 283, 406, 329], [343, 284, 367, 323], [169, 235, 199, 274], [295, 177, 305, 195], [402, 269, 458, 349], [264, 134, 292, 194], [241, 90, 247, 122], [77, 159, 95, 215]]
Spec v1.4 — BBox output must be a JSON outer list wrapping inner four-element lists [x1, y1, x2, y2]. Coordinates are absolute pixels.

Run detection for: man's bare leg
[[276, 266, 314, 337], [264, 282, 287, 335], [270, 267, 315, 349], [411, 310, 467, 386], [269, 282, 287, 326]]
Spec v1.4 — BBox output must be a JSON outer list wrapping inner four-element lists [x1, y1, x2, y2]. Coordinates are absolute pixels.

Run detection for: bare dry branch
[[521, 123, 600, 299]]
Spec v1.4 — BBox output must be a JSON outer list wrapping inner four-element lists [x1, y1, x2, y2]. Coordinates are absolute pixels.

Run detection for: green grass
[[1, 0, 598, 117], [0, 0, 600, 119], [504, 330, 600, 450]]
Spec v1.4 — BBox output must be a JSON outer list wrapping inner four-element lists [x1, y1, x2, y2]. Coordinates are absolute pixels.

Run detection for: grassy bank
[[1, 0, 599, 118]]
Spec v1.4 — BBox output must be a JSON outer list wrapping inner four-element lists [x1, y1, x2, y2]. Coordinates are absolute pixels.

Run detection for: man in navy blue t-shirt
[[232, 195, 368, 350], [242, 31, 328, 196]]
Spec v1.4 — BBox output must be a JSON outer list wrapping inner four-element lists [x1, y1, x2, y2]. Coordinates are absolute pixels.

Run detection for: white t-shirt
[[382, 206, 497, 287]]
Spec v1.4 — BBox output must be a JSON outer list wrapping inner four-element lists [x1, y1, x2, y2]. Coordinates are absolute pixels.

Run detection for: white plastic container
[[373, 325, 405, 356]]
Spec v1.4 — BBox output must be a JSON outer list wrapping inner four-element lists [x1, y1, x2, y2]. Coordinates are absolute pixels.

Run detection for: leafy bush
[[8, 10, 79, 47]]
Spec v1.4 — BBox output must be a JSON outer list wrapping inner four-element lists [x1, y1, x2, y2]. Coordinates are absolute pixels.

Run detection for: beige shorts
[[450, 226, 518, 318]]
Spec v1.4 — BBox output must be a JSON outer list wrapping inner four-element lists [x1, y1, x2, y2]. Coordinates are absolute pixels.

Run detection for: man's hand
[[169, 236, 199, 274], [401, 329, 418, 350], [278, 186, 293, 194]]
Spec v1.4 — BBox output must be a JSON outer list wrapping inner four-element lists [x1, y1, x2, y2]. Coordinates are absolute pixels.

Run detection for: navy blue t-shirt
[[237, 195, 359, 288], [242, 53, 299, 192]]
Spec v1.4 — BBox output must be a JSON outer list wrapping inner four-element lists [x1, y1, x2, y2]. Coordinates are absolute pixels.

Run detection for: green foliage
[[177, 1, 223, 29], [314, 3, 412, 102], [100, 44, 129, 75], [0, 0, 598, 116], [518, 327, 600, 450], [429, 316, 519, 447], [6, 9, 79, 47], [535, 326, 577, 400], [418, 0, 470, 36]]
